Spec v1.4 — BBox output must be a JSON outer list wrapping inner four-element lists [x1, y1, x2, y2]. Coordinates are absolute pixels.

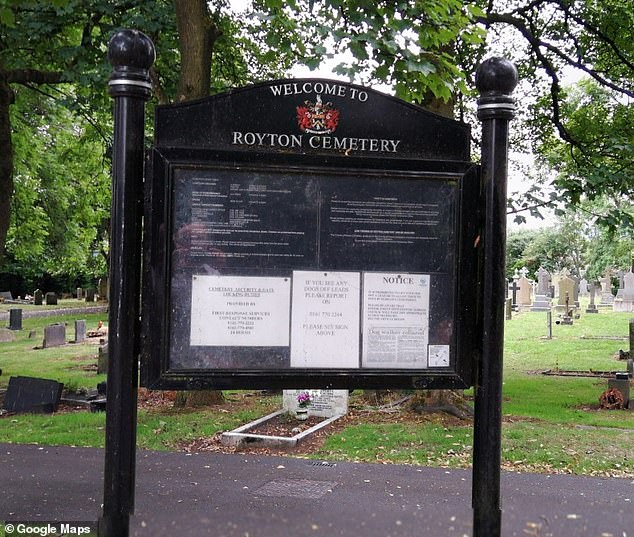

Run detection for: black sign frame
[[141, 144, 482, 391], [100, 31, 518, 537]]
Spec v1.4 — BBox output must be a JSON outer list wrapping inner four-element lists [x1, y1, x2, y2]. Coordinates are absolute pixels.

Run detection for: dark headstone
[[508, 279, 519, 310], [8, 308, 22, 330], [97, 342, 109, 374], [43, 323, 66, 348], [33, 289, 43, 306], [85, 288, 96, 302], [45, 292, 58, 306], [0, 291, 13, 300], [75, 320, 87, 343], [608, 378, 630, 409], [3, 376, 64, 413]]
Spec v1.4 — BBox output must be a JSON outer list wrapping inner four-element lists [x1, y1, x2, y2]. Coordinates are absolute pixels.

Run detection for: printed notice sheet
[[290, 271, 360, 368], [190, 275, 290, 346], [362, 272, 430, 368]]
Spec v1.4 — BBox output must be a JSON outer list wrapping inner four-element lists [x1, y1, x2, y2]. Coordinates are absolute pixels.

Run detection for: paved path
[[1, 443, 632, 536]]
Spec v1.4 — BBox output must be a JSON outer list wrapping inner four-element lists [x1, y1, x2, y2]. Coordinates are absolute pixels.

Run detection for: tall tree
[[0, 0, 306, 270]]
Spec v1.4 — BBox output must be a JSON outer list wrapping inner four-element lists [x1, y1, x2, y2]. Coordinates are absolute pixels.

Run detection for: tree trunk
[[173, 389, 225, 408], [173, 0, 224, 407], [175, 0, 221, 102], [0, 72, 15, 264]]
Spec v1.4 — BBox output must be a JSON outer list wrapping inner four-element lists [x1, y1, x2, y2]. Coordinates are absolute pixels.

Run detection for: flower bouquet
[[295, 391, 312, 420]]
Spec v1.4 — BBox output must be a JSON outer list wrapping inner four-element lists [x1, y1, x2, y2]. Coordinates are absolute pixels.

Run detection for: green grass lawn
[[0, 312, 107, 391], [0, 304, 633, 477]]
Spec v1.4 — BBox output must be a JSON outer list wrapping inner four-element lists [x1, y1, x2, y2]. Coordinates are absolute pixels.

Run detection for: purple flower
[[297, 391, 312, 407]]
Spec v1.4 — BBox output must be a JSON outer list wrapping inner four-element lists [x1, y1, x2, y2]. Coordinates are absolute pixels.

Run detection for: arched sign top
[[155, 78, 471, 162]]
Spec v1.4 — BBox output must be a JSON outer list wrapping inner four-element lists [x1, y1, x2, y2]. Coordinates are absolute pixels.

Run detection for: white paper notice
[[290, 271, 360, 368], [190, 275, 290, 346], [362, 272, 430, 368]]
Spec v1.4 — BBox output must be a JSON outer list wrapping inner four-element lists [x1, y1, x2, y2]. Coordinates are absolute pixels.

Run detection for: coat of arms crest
[[296, 95, 340, 134]]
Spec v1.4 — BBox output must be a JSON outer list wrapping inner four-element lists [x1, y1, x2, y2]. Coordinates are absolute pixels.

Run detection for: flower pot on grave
[[295, 408, 309, 420]]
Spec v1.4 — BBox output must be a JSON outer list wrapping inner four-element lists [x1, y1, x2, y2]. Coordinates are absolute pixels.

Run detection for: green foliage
[[507, 208, 634, 280], [537, 80, 634, 231], [279, 0, 486, 104], [6, 88, 110, 281]]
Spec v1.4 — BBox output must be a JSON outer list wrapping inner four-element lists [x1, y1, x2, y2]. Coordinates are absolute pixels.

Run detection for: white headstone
[[517, 276, 533, 306], [283, 389, 348, 418]]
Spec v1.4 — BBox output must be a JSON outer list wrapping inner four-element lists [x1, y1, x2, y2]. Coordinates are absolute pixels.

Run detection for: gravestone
[[33, 289, 43, 306], [0, 291, 13, 301], [608, 377, 630, 409], [85, 288, 96, 302], [615, 270, 625, 299], [630, 319, 634, 362], [8, 308, 22, 330], [613, 271, 634, 313], [516, 276, 532, 306], [531, 267, 552, 311], [97, 342, 109, 374], [98, 278, 108, 301], [557, 276, 576, 309], [0, 328, 16, 343], [579, 278, 589, 297], [570, 275, 580, 307], [505, 298, 512, 320], [586, 283, 599, 313], [43, 323, 66, 348], [77, 287, 83, 300], [508, 278, 519, 311], [558, 292, 574, 325], [551, 273, 562, 298], [75, 320, 87, 343], [535, 267, 550, 295], [598, 274, 615, 306], [283, 389, 348, 418], [45, 292, 58, 306], [3, 376, 64, 413]]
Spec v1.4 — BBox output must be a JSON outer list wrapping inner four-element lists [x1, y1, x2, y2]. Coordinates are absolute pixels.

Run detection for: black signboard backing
[[141, 149, 481, 390]]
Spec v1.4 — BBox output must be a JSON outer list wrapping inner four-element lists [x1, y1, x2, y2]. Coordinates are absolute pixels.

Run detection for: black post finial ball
[[108, 29, 155, 71], [475, 57, 518, 96]]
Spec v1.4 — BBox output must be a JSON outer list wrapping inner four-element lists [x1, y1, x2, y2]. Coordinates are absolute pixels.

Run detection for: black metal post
[[98, 30, 154, 537], [472, 57, 518, 537]]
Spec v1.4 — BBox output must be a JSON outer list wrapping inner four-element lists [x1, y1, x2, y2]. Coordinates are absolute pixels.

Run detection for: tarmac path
[[1, 443, 632, 536]]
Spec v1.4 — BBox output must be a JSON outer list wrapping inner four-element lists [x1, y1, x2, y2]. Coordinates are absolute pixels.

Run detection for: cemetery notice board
[[141, 79, 482, 391]]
